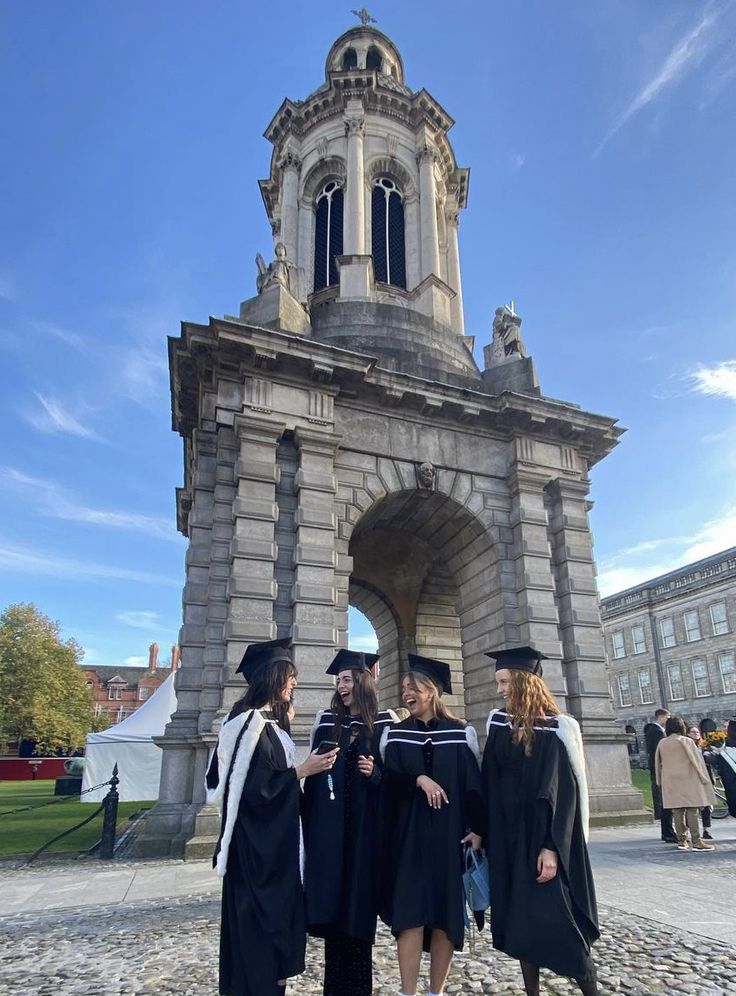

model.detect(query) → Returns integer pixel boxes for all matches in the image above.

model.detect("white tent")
[81,671,177,802]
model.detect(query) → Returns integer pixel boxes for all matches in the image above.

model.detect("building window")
[631,624,647,655]
[108,686,123,701]
[683,609,701,642]
[709,601,729,636]
[690,658,711,697]
[139,687,150,701]
[372,177,406,288]
[718,651,736,693]
[658,617,676,648]
[342,48,357,70]
[638,668,654,704]
[611,631,626,659]
[667,663,685,701]
[313,180,344,291]
[366,47,382,71]
[616,673,632,707]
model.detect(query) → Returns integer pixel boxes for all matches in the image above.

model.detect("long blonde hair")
[402,671,457,721]
[505,670,559,755]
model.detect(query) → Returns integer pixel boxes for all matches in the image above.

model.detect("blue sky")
[1,0,735,666]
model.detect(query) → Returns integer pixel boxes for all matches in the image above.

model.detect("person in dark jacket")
[380,654,483,996]
[482,646,599,996]
[713,718,736,817]
[206,638,338,996]
[644,708,676,842]
[302,649,396,996]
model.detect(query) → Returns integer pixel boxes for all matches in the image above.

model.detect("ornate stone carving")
[416,461,436,491]
[489,302,528,364]
[386,134,398,157]
[345,116,365,137]
[416,142,438,166]
[279,150,303,172]
[255,242,296,295]
[316,138,329,160]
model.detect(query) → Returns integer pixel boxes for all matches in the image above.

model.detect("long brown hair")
[232,659,296,734]
[402,671,457,722]
[331,669,378,736]
[505,670,559,755]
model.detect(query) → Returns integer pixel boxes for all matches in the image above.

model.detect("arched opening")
[347,605,378,654]
[342,48,358,70]
[346,489,503,726]
[372,177,406,288]
[366,47,382,72]
[314,180,344,291]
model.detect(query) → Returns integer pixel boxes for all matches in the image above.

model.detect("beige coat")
[655,734,716,809]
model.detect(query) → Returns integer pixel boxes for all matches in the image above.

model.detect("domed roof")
[325,25,405,85]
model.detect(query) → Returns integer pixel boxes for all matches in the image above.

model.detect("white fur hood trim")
[207,709,266,877]
[554,714,590,842]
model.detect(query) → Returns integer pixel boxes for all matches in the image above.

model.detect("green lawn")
[0,780,149,858]
[631,767,653,811]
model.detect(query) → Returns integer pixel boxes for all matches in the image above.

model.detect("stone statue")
[255,242,295,295]
[416,461,436,491]
[489,303,527,364]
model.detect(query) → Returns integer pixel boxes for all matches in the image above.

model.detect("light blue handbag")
[462,845,491,917]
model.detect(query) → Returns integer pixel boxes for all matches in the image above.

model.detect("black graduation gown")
[713,747,736,816]
[302,709,394,943]
[207,714,306,996]
[482,709,599,982]
[380,717,484,951]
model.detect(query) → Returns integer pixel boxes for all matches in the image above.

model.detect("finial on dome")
[351,7,377,25]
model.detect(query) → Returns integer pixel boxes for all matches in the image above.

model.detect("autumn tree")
[0,603,96,754]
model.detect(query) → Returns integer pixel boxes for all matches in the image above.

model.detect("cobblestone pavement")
[0,894,732,996]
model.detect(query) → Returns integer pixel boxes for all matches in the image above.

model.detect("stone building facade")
[137,22,643,857]
[602,547,736,759]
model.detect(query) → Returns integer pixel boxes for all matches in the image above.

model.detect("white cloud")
[598,504,736,596]
[1,467,178,542]
[23,394,104,441]
[117,610,161,631]
[31,319,87,351]
[346,633,379,652]
[123,656,148,667]
[699,38,736,109]
[120,347,169,408]
[690,360,736,401]
[0,540,180,587]
[594,6,725,156]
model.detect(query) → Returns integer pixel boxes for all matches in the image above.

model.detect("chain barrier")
[0,779,112,818]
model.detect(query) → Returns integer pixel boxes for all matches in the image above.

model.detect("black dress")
[302,709,395,996]
[379,716,484,951]
[207,710,305,996]
[482,709,599,982]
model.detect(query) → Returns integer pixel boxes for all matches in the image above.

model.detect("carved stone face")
[418,462,435,488]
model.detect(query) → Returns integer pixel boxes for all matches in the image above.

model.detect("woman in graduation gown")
[302,649,397,996]
[206,638,339,996]
[713,718,736,817]
[482,646,600,996]
[380,654,484,996]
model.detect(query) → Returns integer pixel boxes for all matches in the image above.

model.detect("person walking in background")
[302,649,396,996]
[655,716,715,851]
[687,725,714,840]
[712,718,736,818]
[482,646,600,996]
[206,638,339,996]
[380,655,484,996]
[644,709,676,842]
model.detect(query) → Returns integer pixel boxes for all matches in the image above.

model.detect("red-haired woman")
[302,649,396,996]
[482,646,599,996]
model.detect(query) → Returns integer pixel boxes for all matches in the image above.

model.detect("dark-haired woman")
[713,719,736,817]
[379,655,483,996]
[302,650,396,996]
[482,646,599,996]
[656,715,715,850]
[206,638,339,996]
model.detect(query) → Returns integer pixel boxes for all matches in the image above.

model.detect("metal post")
[100,763,119,860]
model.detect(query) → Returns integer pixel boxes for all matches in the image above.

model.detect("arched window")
[314,180,344,291]
[342,48,358,70]
[372,177,406,288]
[366,47,382,72]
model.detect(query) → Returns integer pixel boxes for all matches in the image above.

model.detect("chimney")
[171,644,181,671]
[148,642,159,670]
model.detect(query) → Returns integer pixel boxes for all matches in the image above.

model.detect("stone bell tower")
[137,20,644,857]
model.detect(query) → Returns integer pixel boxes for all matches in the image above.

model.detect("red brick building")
[82,643,180,726]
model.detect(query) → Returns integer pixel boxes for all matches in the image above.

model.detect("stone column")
[546,477,646,823]
[344,115,366,255]
[446,210,464,333]
[290,426,343,742]
[404,192,421,290]
[417,142,441,280]
[278,151,302,266]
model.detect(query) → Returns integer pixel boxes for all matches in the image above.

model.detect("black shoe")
[703,830,713,840]
[661,835,678,843]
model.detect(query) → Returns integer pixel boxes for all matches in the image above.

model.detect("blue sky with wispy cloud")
[1,0,735,665]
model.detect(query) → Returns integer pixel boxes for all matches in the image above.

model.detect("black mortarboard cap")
[484,645,547,677]
[326,649,380,675]
[236,638,292,682]
[406,654,452,695]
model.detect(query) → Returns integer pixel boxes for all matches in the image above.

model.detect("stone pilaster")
[290,426,343,741]
[278,151,302,265]
[344,113,366,255]
[446,211,464,334]
[417,142,441,280]
[546,477,646,823]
